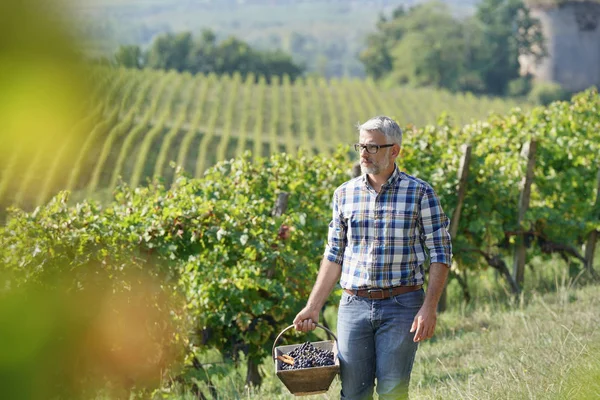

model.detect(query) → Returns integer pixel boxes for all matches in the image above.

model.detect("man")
[293,116,452,400]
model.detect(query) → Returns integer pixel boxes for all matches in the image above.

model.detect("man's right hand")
[292,259,341,332]
[293,306,319,332]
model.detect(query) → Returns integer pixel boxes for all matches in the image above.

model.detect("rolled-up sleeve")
[420,185,452,267]
[324,190,347,265]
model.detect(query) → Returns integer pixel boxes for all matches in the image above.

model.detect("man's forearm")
[423,262,449,309]
[306,258,342,312]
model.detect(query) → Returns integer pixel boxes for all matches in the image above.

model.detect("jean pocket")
[340,291,357,306]
[392,288,425,308]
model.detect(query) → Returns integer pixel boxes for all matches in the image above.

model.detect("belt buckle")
[367,288,384,299]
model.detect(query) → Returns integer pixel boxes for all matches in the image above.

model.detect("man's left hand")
[410,304,437,342]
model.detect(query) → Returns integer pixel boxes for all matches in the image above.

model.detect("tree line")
[113,29,304,82]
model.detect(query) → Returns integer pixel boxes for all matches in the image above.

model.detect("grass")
[153,254,600,400]
[412,283,600,399]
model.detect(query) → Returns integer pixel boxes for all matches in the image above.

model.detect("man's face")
[358,129,396,175]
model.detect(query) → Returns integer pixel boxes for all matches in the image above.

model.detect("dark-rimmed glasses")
[353,143,394,154]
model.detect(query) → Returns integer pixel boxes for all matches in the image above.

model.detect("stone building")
[520,0,600,92]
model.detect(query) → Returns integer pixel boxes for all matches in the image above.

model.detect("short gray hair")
[357,116,403,146]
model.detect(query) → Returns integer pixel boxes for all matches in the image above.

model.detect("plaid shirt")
[324,164,452,289]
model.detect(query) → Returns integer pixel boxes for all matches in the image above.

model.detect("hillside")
[0,66,524,213]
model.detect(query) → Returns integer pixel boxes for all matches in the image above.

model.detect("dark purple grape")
[279,341,335,370]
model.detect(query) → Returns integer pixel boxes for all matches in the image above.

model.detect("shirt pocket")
[383,209,419,244]
[345,210,374,244]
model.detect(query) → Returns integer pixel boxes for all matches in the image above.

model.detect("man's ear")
[393,144,401,158]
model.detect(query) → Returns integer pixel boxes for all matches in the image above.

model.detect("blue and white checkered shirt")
[324,164,452,289]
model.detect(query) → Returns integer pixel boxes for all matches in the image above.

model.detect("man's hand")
[411,262,448,342]
[410,304,437,342]
[293,306,319,332]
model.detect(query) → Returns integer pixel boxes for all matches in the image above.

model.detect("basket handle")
[271,323,338,360]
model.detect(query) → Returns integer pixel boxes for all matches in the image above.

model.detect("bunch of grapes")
[279,341,335,370]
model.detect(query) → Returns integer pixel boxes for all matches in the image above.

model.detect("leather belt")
[344,285,422,300]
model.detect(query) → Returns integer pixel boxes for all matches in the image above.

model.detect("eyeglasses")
[353,143,395,154]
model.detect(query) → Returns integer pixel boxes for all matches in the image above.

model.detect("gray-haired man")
[294,116,452,399]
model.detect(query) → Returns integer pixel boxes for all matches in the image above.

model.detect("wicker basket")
[272,323,340,396]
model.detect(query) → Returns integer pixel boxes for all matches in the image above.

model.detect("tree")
[114,45,143,69]
[186,29,218,74]
[215,37,256,76]
[473,0,546,95]
[359,8,405,80]
[361,2,468,91]
[359,0,546,96]
[258,49,304,82]
[387,3,466,90]
[145,32,193,72]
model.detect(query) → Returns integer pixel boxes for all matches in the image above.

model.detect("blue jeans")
[336,288,425,400]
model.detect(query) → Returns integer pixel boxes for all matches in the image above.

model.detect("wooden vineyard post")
[513,140,537,291]
[438,144,472,312]
[272,192,290,218]
[584,167,600,274]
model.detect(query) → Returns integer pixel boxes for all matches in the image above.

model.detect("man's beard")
[360,155,390,175]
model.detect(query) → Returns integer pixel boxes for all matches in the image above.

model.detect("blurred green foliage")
[0,150,354,394]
